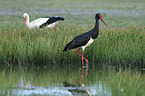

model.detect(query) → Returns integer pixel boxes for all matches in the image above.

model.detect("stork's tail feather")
[63,41,72,52]
[63,45,69,52]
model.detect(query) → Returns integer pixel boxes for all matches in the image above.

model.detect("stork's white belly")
[81,37,94,50]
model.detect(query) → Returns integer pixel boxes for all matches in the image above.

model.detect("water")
[0,67,112,96]
[6,82,111,96]
[0,64,144,96]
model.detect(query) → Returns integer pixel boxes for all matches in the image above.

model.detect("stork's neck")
[25,15,32,28]
[91,19,99,39]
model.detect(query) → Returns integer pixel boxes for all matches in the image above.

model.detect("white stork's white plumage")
[23,13,64,29]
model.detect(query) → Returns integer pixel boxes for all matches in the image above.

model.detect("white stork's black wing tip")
[40,16,64,28]
[53,16,64,21]
[57,17,64,21]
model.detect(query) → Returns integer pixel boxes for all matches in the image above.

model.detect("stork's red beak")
[99,15,108,27]
[24,18,26,28]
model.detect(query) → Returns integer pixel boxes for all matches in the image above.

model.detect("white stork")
[23,13,64,29]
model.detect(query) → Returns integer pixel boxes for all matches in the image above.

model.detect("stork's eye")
[99,15,102,18]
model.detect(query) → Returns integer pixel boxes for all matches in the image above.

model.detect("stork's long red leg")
[76,48,88,76]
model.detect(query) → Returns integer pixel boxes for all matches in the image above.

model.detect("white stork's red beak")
[99,15,108,27]
[24,18,26,28]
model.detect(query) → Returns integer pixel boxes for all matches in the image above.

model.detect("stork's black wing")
[63,32,91,52]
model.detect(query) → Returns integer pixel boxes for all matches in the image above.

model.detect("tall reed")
[0,25,144,69]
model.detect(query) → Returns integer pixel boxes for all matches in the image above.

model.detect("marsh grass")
[0,23,144,69]
[89,26,145,69]
[104,70,145,96]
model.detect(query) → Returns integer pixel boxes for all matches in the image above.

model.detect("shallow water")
[5,81,111,96]
[0,66,112,96]
[0,65,144,96]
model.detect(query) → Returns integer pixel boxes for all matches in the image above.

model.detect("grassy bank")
[0,24,144,68]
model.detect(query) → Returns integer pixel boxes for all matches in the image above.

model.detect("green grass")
[104,70,145,96]
[0,24,144,69]
[1,0,145,10]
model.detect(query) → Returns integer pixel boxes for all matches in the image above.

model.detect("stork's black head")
[95,13,108,27]
[95,13,102,20]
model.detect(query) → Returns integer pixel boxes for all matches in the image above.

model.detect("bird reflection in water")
[63,81,93,96]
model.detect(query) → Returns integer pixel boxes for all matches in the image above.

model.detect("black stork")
[63,13,108,87]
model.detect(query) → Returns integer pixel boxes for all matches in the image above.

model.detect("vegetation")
[104,70,145,96]
[0,24,144,69]
[1,0,145,10]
